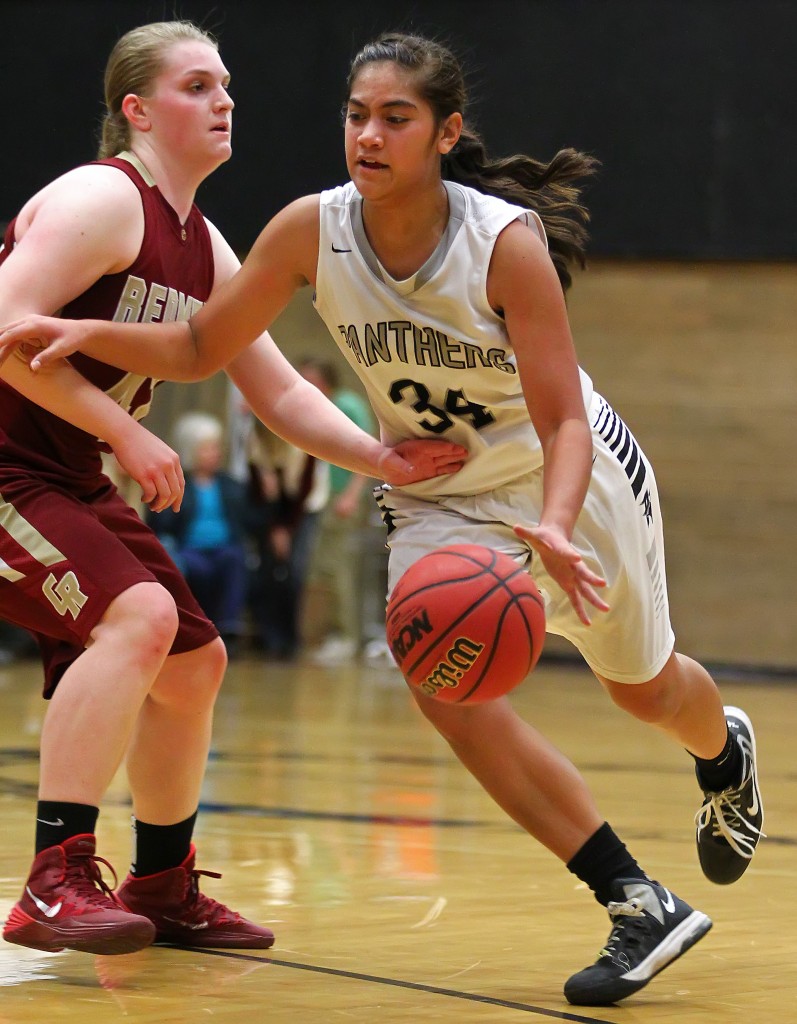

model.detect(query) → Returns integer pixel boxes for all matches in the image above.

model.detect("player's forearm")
[72,319,207,382]
[538,417,593,539]
[269,394,388,478]
[1,354,143,447]
[247,375,387,477]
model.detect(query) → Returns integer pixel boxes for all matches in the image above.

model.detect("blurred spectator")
[299,359,375,664]
[226,381,255,486]
[147,412,256,655]
[247,419,329,661]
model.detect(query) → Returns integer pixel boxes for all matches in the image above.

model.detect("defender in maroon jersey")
[0,21,465,957]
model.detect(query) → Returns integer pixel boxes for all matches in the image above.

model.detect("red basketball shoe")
[3,834,156,955]
[116,845,274,949]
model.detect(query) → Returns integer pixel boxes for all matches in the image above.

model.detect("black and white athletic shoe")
[564,879,712,1006]
[696,706,765,884]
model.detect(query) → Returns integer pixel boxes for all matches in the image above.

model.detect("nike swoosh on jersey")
[26,886,63,918]
[331,244,352,253]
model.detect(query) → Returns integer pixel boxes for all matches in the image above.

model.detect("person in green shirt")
[300,358,375,663]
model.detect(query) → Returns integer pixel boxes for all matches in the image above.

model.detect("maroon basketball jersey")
[0,155,214,487]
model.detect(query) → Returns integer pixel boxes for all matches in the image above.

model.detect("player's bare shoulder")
[494,217,550,263]
[14,164,144,273]
[488,218,560,315]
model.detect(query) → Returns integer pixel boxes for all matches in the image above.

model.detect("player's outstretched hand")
[0,315,91,370]
[513,522,609,626]
[380,439,467,485]
[112,422,186,513]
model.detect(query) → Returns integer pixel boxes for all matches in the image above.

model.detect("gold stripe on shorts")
[0,555,24,582]
[0,491,66,571]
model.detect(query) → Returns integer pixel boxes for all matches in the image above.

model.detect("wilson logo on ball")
[419,636,485,697]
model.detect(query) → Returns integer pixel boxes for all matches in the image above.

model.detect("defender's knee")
[150,637,228,712]
[95,583,179,669]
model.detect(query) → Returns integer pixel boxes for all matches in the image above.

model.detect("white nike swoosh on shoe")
[660,888,676,914]
[26,886,63,918]
[36,817,65,827]
[163,917,209,930]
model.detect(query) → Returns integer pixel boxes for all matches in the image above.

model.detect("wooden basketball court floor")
[0,653,794,1023]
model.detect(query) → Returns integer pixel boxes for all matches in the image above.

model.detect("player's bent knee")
[601,675,674,725]
[99,582,179,659]
[151,637,227,710]
[192,634,226,692]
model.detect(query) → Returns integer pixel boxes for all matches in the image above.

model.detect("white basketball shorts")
[374,392,675,684]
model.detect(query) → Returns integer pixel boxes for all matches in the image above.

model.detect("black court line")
[0,775,484,828]
[3,743,793,785]
[169,946,620,1024]
[3,747,797,845]
[1,764,797,846]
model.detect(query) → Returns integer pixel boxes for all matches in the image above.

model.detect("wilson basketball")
[385,544,546,704]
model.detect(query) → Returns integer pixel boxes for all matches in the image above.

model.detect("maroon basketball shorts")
[0,469,217,696]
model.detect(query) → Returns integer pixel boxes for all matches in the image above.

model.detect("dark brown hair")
[348,32,598,291]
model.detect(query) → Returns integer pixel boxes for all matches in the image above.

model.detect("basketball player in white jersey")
[0,32,763,1006]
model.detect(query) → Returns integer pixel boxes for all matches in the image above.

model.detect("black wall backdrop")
[1,0,794,258]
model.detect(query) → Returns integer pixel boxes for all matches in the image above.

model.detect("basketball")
[385,544,546,704]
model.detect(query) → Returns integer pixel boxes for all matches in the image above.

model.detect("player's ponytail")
[444,130,598,293]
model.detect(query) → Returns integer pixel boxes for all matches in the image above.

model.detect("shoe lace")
[64,852,121,906]
[598,898,651,970]
[185,868,243,924]
[695,775,766,858]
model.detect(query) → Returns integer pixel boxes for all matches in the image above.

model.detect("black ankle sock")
[130,811,197,877]
[36,800,99,854]
[691,726,742,792]
[566,822,649,906]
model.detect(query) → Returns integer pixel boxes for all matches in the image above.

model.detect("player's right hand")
[112,423,185,513]
[380,438,467,485]
[513,522,609,625]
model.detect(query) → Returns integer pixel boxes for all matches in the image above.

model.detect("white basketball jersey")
[314,180,593,498]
